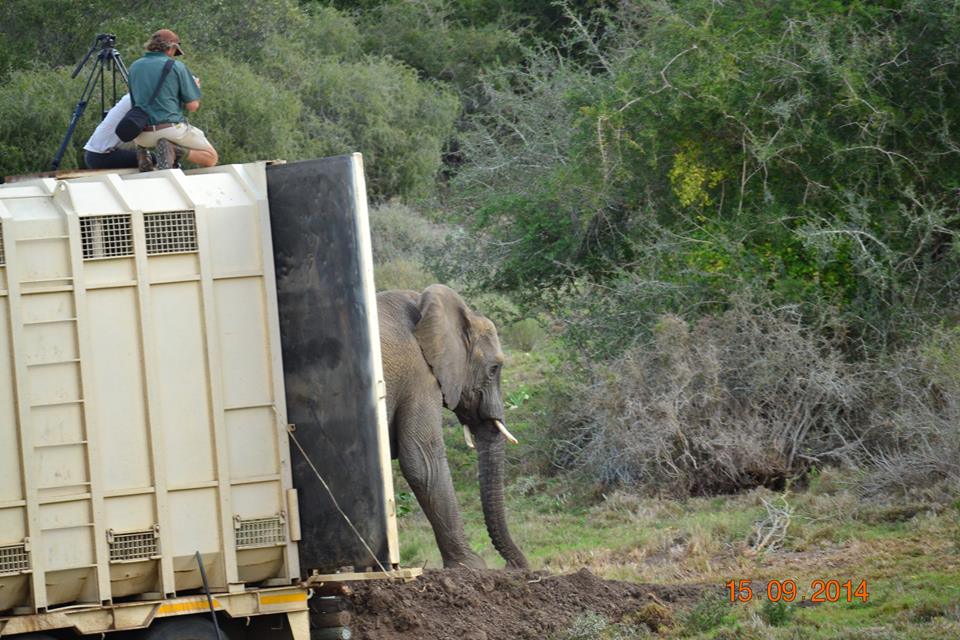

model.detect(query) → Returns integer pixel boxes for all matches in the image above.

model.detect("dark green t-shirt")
[127,51,202,125]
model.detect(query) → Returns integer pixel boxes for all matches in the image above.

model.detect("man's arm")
[176,63,202,112]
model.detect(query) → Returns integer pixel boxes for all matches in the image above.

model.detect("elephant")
[377,284,529,570]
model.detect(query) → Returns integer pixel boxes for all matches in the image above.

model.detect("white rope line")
[287,429,390,576]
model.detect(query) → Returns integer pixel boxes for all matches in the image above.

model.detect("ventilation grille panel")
[0,225,5,266]
[145,211,198,255]
[108,529,159,562]
[0,543,30,575]
[235,516,286,549]
[81,214,133,259]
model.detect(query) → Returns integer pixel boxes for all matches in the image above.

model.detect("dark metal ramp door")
[266,155,395,573]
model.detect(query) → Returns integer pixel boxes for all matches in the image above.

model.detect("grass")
[392,344,960,638]
[397,473,960,637]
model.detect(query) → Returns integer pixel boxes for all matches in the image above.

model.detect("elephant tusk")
[494,419,519,445]
[464,424,475,449]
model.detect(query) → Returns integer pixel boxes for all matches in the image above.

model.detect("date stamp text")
[726,579,869,603]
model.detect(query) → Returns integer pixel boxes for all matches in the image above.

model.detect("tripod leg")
[114,53,129,84]
[108,50,129,110]
[51,57,105,170]
[100,53,106,118]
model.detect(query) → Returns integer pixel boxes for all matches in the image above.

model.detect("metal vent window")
[235,515,286,549]
[145,211,198,255]
[0,225,5,266]
[108,529,159,562]
[0,543,30,575]
[81,214,133,259]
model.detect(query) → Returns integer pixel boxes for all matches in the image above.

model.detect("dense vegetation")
[2,0,958,498]
[5,2,959,633]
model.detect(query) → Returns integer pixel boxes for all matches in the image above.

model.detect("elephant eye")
[489,364,501,376]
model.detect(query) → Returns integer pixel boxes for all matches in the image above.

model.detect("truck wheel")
[143,617,221,640]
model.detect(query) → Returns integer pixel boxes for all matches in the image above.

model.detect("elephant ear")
[414,284,470,409]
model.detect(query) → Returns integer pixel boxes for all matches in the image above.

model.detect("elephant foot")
[443,550,487,570]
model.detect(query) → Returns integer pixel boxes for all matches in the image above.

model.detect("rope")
[287,428,390,576]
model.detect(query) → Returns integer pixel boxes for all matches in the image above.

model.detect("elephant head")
[413,284,529,569]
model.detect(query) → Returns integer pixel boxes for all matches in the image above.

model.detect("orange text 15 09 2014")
[726,578,869,603]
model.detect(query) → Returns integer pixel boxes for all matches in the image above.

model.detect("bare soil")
[341,568,705,640]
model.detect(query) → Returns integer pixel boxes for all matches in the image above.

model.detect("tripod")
[50,34,129,171]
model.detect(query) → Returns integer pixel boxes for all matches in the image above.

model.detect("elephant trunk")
[475,425,529,569]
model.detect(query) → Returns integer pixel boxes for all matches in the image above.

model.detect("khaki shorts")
[134,122,213,151]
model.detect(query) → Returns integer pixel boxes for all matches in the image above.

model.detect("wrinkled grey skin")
[377,284,528,570]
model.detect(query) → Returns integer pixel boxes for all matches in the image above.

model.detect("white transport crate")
[0,163,300,613]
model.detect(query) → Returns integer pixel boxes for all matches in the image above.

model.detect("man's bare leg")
[186,147,218,167]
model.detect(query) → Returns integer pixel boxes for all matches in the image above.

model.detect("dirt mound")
[342,568,703,640]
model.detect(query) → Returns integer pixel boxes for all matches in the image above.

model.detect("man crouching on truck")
[128,29,219,170]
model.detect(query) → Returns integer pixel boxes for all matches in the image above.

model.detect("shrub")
[296,57,460,199]
[0,67,83,176]
[560,613,609,640]
[759,600,794,627]
[558,612,652,640]
[500,317,547,352]
[552,299,863,495]
[374,260,438,292]
[680,590,733,634]
[368,202,449,265]
[857,328,960,497]
[455,1,960,353]
[552,296,960,497]
[187,56,304,164]
[256,4,362,61]
[249,40,461,199]
[360,0,523,90]
[0,0,353,80]
[467,292,522,330]
[0,2,459,201]
[369,202,449,291]
[0,2,128,77]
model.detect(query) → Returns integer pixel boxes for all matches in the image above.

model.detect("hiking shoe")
[172,143,188,169]
[137,147,155,172]
[155,139,176,170]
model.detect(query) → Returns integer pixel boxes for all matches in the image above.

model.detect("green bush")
[0,2,128,77]
[360,0,523,89]
[368,202,451,291]
[296,56,460,199]
[0,1,458,200]
[374,260,438,292]
[251,42,461,198]
[681,591,734,634]
[500,317,546,352]
[759,600,795,627]
[0,67,84,175]
[456,1,960,351]
[187,56,304,164]
[0,0,338,78]
[369,202,449,265]
[466,292,522,328]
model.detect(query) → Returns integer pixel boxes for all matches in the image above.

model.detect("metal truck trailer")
[0,156,404,639]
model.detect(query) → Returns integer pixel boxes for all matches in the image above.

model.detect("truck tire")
[142,617,221,640]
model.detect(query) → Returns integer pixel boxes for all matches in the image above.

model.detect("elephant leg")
[397,400,486,570]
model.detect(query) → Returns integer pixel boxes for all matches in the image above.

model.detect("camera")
[96,33,117,48]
